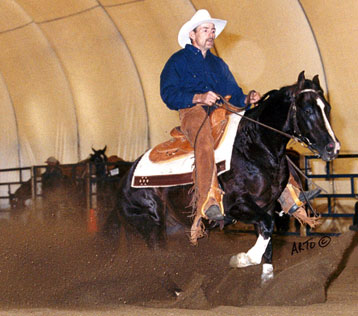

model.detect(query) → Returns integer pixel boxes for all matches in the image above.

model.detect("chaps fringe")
[188,171,207,245]
[291,207,321,228]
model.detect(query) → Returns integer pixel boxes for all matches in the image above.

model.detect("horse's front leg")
[229,233,270,267]
[261,237,274,283]
[229,204,274,284]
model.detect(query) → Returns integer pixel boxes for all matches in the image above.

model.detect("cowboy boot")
[299,188,321,203]
[278,174,321,227]
[278,185,320,228]
[287,172,321,203]
[199,172,224,221]
[278,182,305,216]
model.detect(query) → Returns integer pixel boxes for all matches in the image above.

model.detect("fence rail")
[303,153,358,235]
[1,155,357,235]
[0,167,32,204]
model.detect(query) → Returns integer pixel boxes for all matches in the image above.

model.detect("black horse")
[9,178,32,210]
[109,72,340,283]
[65,146,110,208]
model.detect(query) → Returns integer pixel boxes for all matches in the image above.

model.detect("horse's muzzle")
[323,140,340,161]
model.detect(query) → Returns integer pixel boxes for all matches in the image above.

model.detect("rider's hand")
[245,90,261,105]
[193,91,220,106]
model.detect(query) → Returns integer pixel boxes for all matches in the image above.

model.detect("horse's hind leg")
[101,208,121,239]
[119,191,167,250]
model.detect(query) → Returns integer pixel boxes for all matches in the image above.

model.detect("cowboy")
[160,9,320,242]
[160,9,260,240]
[42,156,63,195]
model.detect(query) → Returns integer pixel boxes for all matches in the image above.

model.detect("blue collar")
[185,44,212,59]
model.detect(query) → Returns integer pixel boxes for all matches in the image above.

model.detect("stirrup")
[299,188,321,202]
[205,204,224,221]
[199,175,225,221]
[200,192,224,221]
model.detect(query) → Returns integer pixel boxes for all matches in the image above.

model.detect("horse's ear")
[102,145,107,153]
[297,71,305,90]
[92,147,95,153]
[313,74,320,88]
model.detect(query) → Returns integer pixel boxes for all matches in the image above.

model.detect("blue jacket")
[160,44,247,111]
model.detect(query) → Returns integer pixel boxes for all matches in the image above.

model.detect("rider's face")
[189,23,216,55]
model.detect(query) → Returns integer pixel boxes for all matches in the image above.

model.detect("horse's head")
[90,146,108,176]
[290,71,340,161]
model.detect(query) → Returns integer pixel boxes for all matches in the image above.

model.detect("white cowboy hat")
[178,9,227,48]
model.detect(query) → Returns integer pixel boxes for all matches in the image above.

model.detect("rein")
[217,89,320,154]
[286,153,327,195]
[217,94,297,141]
[217,90,326,216]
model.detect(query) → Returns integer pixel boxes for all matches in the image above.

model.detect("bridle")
[218,88,328,200]
[290,88,322,156]
[218,88,322,155]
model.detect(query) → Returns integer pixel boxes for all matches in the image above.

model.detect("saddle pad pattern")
[131,112,243,188]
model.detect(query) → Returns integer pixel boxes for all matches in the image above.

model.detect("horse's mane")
[234,86,294,154]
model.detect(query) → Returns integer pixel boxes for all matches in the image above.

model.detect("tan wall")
[300,0,358,155]
[0,0,357,207]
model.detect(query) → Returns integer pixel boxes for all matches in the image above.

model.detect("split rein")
[216,90,318,152]
[216,91,327,197]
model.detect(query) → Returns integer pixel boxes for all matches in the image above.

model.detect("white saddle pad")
[131,112,243,188]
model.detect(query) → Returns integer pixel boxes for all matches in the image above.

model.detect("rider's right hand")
[193,91,220,106]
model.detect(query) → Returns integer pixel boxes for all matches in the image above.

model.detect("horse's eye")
[304,107,313,115]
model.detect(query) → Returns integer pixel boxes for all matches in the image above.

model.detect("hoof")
[229,254,240,268]
[229,252,259,268]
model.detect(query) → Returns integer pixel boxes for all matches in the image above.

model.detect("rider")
[42,156,63,193]
[160,9,319,243]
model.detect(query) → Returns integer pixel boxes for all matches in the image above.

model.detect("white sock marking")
[246,235,270,264]
[261,263,274,284]
[229,235,271,268]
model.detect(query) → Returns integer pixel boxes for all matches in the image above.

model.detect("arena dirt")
[0,212,357,315]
